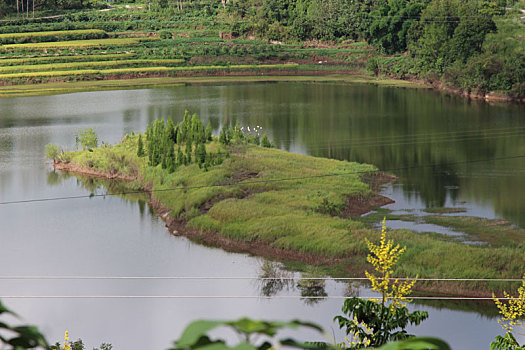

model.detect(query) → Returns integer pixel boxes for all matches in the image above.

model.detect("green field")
[0,53,136,66]
[1,37,159,50]
[0,59,184,72]
[0,29,107,44]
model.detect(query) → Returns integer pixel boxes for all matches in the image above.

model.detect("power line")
[0,295,519,300]
[273,127,525,150]
[283,126,525,145]
[299,131,525,152]
[1,154,524,205]
[0,276,523,282]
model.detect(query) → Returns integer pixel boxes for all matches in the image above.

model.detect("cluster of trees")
[142,112,224,172]
[0,0,105,19]
[139,114,275,172]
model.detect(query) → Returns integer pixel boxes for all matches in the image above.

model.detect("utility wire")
[293,131,525,151]
[0,276,523,282]
[1,154,524,206]
[0,295,519,300]
[271,127,525,149]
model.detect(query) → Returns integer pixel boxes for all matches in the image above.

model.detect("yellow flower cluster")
[493,275,525,335]
[343,316,373,348]
[63,330,71,350]
[365,217,416,308]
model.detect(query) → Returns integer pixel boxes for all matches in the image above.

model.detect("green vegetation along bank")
[49,115,525,297]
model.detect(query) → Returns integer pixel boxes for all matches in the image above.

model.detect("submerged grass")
[422,207,467,214]
[423,216,525,247]
[59,135,525,295]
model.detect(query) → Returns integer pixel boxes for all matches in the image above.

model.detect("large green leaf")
[176,320,226,348]
[6,325,48,348]
[226,319,323,337]
[376,337,451,350]
[232,343,258,350]
[171,318,326,350]
[0,300,16,316]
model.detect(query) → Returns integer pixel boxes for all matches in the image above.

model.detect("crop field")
[0,63,299,80]
[0,29,107,44]
[0,7,372,86]
[0,37,160,50]
[0,53,136,66]
[0,59,185,73]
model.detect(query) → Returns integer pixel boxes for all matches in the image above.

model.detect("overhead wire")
[290,130,525,151]
[0,295,520,300]
[0,276,522,282]
[261,126,525,150]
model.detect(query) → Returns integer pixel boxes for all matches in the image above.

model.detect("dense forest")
[224,0,525,98]
[0,0,523,98]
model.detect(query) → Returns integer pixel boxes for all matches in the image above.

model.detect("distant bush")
[158,30,172,39]
[45,143,62,161]
[76,128,98,150]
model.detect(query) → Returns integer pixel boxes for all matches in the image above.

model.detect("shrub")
[261,134,272,148]
[159,30,172,39]
[45,143,62,161]
[75,128,98,150]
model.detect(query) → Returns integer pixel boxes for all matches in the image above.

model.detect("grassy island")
[50,115,525,296]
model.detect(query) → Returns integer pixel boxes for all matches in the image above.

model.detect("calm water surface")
[0,83,524,349]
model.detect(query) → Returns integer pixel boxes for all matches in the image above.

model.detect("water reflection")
[297,278,328,305]
[256,261,294,297]
[1,84,524,349]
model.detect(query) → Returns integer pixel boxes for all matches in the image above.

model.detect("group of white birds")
[240,125,263,134]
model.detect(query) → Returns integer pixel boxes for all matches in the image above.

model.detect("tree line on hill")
[227,0,524,97]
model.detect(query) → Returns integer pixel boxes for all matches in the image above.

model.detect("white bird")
[248,126,250,132]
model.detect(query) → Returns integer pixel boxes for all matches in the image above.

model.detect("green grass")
[423,216,525,247]
[58,134,525,294]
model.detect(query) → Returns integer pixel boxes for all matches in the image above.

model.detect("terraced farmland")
[0,8,371,87]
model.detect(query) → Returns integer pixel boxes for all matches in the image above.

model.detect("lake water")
[0,83,524,349]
